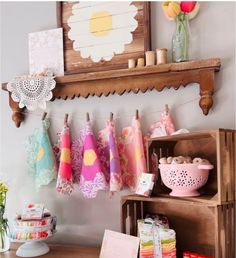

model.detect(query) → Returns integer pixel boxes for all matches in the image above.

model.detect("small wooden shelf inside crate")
[121,195,235,258]
[147,129,235,204]
[122,194,223,206]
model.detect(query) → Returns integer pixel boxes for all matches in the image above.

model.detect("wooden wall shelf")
[1,58,221,128]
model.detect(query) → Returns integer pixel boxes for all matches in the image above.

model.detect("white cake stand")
[12,232,55,257]
[16,240,50,257]
[11,216,57,257]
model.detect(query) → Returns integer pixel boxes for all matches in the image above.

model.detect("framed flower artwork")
[57,1,151,74]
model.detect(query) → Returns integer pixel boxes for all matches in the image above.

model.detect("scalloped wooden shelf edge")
[1,58,221,128]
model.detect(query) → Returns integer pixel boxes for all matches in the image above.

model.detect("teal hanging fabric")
[25,118,57,189]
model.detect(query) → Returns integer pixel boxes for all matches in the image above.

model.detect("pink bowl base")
[169,189,200,197]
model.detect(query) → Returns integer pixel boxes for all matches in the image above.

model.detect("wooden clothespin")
[136,109,139,119]
[165,104,169,115]
[41,112,47,121]
[86,112,90,122]
[110,112,113,122]
[64,113,69,125]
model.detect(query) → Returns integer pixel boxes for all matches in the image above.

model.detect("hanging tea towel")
[97,120,122,193]
[71,126,87,184]
[118,117,147,191]
[25,119,57,190]
[79,121,107,198]
[160,108,175,135]
[56,124,73,195]
[97,125,110,183]
[149,107,176,138]
[107,121,123,192]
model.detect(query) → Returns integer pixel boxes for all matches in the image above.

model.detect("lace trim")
[7,71,56,111]
[35,167,57,189]
[25,119,57,189]
[71,122,93,183]
[79,172,107,198]
[56,176,73,195]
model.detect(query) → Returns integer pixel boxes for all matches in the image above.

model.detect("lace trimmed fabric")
[77,122,107,198]
[7,72,56,111]
[118,117,147,191]
[56,124,74,195]
[25,119,57,190]
[97,120,122,192]
[71,126,89,184]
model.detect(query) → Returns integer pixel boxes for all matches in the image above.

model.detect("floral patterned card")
[135,172,155,197]
[100,230,140,258]
[21,204,44,221]
[29,28,64,76]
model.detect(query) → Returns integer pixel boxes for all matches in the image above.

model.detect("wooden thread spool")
[156,48,167,65]
[128,59,136,68]
[145,51,155,66]
[137,58,145,67]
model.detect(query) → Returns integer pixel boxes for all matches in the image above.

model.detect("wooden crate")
[121,195,235,258]
[147,129,235,205]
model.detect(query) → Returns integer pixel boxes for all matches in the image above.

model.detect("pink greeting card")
[100,230,140,258]
[29,28,64,76]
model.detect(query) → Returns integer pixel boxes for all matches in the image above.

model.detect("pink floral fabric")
[79,122,107,198]
[97,120,122,192]
[160,110,175,135]
[149,109,176,138]
[151,152,159,181]
[97,126,110,183]
[56,125,73,195]
[118,117,147,191]
[71,128,87,184]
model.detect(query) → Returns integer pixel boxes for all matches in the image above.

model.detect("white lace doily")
[7,72,56,111]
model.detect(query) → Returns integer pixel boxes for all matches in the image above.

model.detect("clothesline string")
[20,97,199,121]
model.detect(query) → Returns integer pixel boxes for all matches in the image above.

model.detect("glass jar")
[172,13,189,62]
[0,226,10,252]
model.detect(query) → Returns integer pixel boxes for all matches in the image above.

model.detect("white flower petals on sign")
[67,2,138,62]
[7,72,56,111]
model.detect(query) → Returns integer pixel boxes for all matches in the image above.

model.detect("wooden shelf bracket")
[8,93,25,128]
[199,69,215,115]
[1,58,221,127]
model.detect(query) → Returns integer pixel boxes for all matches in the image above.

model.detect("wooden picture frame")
[57,1,151,75]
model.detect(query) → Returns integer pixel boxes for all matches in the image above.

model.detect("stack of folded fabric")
[138,221,155,258]
[157,228,176,257]
[10,204,56,241]
[138,215,176,258]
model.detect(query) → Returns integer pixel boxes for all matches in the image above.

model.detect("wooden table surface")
[2,243,101,258]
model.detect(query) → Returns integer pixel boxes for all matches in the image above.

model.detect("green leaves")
[0,182,8,250]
